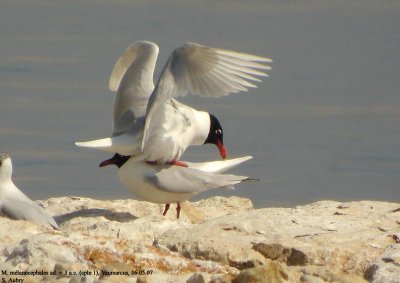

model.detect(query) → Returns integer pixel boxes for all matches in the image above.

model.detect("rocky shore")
[0,196,399,283]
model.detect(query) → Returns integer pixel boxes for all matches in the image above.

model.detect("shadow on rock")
[54,208,137,225]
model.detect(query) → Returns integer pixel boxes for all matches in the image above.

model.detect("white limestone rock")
[0,197,398,283]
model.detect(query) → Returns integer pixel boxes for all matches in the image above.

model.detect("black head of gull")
[204,114,227,159]
[99,153,130,168]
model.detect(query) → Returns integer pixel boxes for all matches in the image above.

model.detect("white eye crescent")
[215,129,222,134]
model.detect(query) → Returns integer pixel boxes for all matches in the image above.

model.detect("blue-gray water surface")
[1,0,399,208]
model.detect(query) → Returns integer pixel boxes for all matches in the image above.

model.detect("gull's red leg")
[176,202,181,219]
[163,203,170,216]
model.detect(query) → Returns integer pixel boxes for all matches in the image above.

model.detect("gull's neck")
[0,158,14,190]
[192,111,211,145]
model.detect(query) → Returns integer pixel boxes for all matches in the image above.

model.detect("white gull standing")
[0,153,59,229]
[102,154,254,218]
[75,41,271,166]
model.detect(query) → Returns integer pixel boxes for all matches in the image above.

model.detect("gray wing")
[110,41,159,136]
[2,197,59,229]
[111,108,136,137]
[148,166,249,194]
[142,42,272,149]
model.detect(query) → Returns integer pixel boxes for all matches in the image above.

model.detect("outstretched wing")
[142,42,272,149]
[110,40,159,135]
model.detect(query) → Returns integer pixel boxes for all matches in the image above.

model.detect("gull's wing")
[2,196,59,229]
[110,41,159,135]
[150,166,250,194]
[142,42,272,149]
[75,116,145,156]
[185,156,253,174]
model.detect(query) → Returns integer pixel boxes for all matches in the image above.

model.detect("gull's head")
[99,153,130,169]
[204,114,227,159]
[0,152,13,181]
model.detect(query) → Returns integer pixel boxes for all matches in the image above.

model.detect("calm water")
[1,0,399,208]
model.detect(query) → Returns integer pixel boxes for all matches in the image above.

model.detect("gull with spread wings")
[76,41,271,166]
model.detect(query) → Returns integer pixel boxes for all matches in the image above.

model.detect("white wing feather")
[142,42,272,150]
[109,40,159,92]
[185,156,253,173]
[110,41,159,136]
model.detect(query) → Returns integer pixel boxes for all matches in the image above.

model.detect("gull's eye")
[215,129,222,135]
